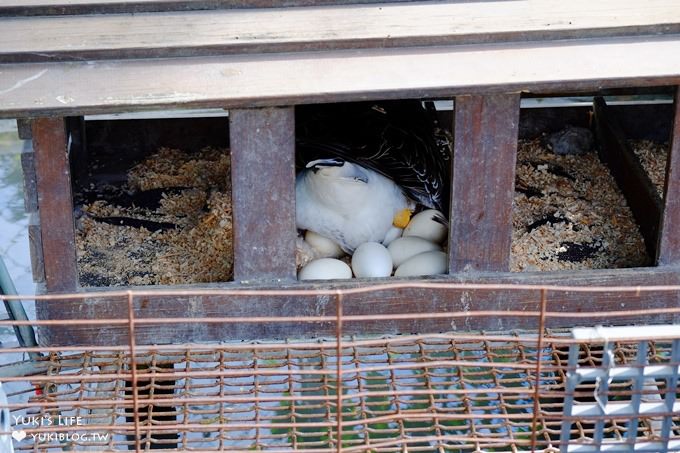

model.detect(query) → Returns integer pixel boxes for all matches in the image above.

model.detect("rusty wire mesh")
[0,284,679,452]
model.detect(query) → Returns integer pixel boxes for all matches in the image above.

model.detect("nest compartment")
[76,147,233,287]
[511,139,648,272]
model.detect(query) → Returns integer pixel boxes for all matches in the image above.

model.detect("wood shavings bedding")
[511,139,648,272]
[77,147,233,287]
[127,147,230,191]
[629,139,669,197]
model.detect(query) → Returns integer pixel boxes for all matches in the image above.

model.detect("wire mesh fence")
[0,283,679,452]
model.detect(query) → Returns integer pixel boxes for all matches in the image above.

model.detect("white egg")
[403,209,448,244]
[387,237,442,268]
[351,242,393,278]
[382,226,403,246]
[305,230,344,258]
[394,251,447,277]
[298,258,352,281]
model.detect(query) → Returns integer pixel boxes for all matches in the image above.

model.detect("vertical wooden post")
[67,116,88,187]
[657,86,680,265]
[31,117,78,292]
[229,107,297,281]
[16,118,32,140]
[449,94,520,273]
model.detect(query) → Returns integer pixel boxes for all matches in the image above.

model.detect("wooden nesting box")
[2,0,680,346]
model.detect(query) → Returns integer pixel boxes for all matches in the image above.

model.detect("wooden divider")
[449,94,520,273]
[593,97,664,259]
[31,117,78,293]
[658,87,680,265]
[230,107,297,281]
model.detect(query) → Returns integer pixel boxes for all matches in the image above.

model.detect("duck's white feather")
[296,161,410,253]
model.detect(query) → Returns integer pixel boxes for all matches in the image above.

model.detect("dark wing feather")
[296,100,452,213]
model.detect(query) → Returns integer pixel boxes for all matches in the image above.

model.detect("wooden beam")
[31,117,78,292]
[658,86,680,265]
[35,266,680,346]
[229,107,296,281]
[593,96,663,259]
[2,0,679,62]
[0,0,415,16]
[449,93,520,272]
[2,35,680,119]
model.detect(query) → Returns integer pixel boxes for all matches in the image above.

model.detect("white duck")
[296,158,412,253]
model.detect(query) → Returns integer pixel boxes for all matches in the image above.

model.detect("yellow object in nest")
[393,208,412,229]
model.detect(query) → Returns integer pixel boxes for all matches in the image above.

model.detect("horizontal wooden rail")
[2,35,680,118]
[1,0,679,62]
[34,266,680,345]
[0,0,414,16]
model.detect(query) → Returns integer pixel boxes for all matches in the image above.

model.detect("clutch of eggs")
[298,209,448,280]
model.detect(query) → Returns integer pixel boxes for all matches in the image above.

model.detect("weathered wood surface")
[31,117,78,293]
[27,213,45,284]
[20,141,38,213]
[0,0,414,16]
[450,94,520,272]
[67,116,88,187]
[2,0,679,62]
[2,35,680,119]
[230,107,296,281]
[593,97,664,260]
[36,266,680,346]
[658,87,680,265]
[15,118,31,139]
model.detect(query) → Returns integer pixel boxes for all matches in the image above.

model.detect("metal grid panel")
[0,333,676,451]
[0,285,679,452]
[561,331,680,453]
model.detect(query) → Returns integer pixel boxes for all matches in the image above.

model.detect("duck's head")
[301,159,372,208]
[305,158,369,183]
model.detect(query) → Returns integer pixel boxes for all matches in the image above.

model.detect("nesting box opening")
[294,99,452,280]
[511,95,674,271]
[72,117,234,287]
